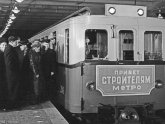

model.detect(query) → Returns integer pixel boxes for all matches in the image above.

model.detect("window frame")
[85,29,108,60]
[144,31,163,61]
[118,29,135,61]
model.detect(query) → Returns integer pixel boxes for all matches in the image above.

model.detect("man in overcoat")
[0,38,7,109]
[18,40,32,103]
[4,36,20,109]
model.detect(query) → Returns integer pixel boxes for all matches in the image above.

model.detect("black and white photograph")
[0,0,165,124]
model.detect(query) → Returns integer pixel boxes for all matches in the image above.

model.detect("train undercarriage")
[70,103,165,124]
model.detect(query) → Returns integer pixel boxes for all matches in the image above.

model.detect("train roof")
[30,4,163,39]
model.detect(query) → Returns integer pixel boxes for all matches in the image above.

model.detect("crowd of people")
[0,35,56,110]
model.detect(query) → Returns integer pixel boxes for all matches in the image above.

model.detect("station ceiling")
[0,0,165,39]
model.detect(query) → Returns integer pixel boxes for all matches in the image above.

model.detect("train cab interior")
[85,29,108,59]
[85,29,163,61]
[85,29,134,61]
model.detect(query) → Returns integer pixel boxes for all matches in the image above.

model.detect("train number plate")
[96,65,155,96]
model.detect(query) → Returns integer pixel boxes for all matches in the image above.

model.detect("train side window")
[144,31,162,60]
[65,29,69,63]
[53,31,56,42]
[85,29,107,59]
[53,31,57,51]
[119,30,134,60]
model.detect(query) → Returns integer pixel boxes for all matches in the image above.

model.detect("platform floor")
[0,101,68,124]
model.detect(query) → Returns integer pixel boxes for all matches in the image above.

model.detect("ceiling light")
[10,14,16,20]
[137,9,144,16]
[8,19,13,24]
[6,23,11,27]
[3,30,7,34]
[108,7,116,15]
[4,28,7,31]
[12,6,20,13]
[15,0,24,3]
[5,26,8,29]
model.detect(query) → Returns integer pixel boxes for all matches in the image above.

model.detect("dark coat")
[42,49,56,98]
[15,46,24,71]
[42,49,56,81]
[0,51,7,106]
[0,51,6,84]
[49,49,56,75]
[29,50,45,100]
[19,49,32,101]
[4,44,20,104]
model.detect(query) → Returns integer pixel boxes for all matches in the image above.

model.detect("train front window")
[144,31,162,60]
[119,30,134,61]
[85,29,107,59]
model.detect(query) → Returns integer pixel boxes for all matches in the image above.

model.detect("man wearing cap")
[4,36,20,109]
[17,40,32,103]
[16,40,28,70]
[0,38,7,109]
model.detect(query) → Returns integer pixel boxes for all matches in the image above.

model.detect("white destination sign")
[96,65,155,96]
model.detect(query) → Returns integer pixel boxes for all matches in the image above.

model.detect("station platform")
[0,101,68,124]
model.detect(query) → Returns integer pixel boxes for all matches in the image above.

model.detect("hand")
[36,74,39,78]
[51,72,54,76]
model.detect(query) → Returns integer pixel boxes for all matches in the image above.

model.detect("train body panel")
[56,62,165,114]
[83,63,165,113]
[29,4,165,122]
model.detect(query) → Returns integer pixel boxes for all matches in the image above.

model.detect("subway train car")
[29,4,165,124]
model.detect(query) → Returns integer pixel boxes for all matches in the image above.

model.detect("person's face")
[0,42,7,52]
[16,39,21,46]
[50,39,55,44]
[12,41,17,47]
[85,38,90,44]
[33,47,40,52]
[44,43,49,50]
[20,45,27,51]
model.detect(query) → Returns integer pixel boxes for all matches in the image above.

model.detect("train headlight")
[120,112,129,120]
[86,81,95,91]
[137,9,144,16]
[155,80,164,89]
[108,7,116,15]
[119,107,139,121]
[130,112,139,120]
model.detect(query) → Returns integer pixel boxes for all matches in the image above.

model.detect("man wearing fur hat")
[29,40,45,103]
